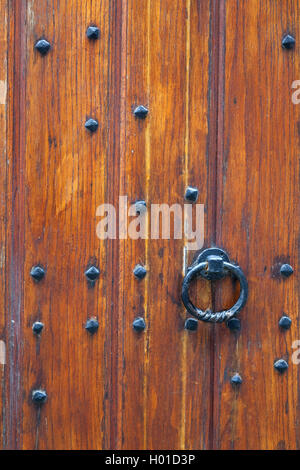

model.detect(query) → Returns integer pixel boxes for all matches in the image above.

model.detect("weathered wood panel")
[7,0,118,450]
[213,0,300,450]
[0,0,8,448]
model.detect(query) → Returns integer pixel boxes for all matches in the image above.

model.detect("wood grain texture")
[2,0,300,450]
[213,0,300,450]
[6,0,117,450]
[0,0,8,449]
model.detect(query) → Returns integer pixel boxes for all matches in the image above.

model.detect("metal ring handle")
[182,249,248,323]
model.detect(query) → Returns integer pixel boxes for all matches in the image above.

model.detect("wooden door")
[0,0,299,450]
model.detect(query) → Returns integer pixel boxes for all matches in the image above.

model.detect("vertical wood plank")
[214,0,300,450]
[0,0,8,449]
[117,0,149,450]
[13,0,113,449]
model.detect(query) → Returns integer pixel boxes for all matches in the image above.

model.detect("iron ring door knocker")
[182,248,248,323]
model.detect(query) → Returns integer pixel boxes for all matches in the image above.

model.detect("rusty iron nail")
[86,26,100,40]
[133,105,149,119]
[184,186,199,203]
[133,264,147,280]
[231,373,243,385]
[282,34,295,49]
[274,359,288,373]
[135,200,147,214]
[85,266,100,281]
[85,118,98,133]
[85,318,99,334]
[32,390,47,405]
[227,318,241,331]
[30,266,45,282]
[280,264,294,278]
[32,322,44,335]
[132,317,146,332]
[184,318,198,331]
[35,39,51,55]
[279,315,292,330]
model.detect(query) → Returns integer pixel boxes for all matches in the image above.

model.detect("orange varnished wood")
[213,0,300,450]
[0,0,8,448]
[11,0,113,450]
[2,0,300,450]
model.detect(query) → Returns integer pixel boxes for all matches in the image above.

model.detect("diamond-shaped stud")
[35,39,51,55]
[280,264,294,278]
[132,317,146,332]
[86,26,100,40]
[133,105,149,119]
[32,322,44,335]
[231,373,243,385]
[184,186,199,203]
[282,34,295,50]
[30,266,45,282]
[85,118,98,133]
[85,266,100,281]
[227,318,241,331]
[279,315,292,330]
[184,318,198,331]
[274,359,288,373]
[85,318,99,334]
[135,200,147,214]
[32,390,48,405]
[133,264,147,280]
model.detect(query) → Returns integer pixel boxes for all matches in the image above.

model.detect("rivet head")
[132,317,146,332]
[35,39,51,55]
[184,186,199,203]
[280,264,294,278]
[227,318,241,331]
[32,390,47,405]
[279,315,292,330]
[85,318,99,334]
[282,34,295,49]
[184,318,198,331]
[85,266,100,281]
[133,105,149,119]
[274,359,288,373]
[86,26,100,40]
[85,118,98,133]
[133,264,147,280]
[230,373,243,385]
[135,200,147,214]
[30,266,45,282]
[32,322,44,335]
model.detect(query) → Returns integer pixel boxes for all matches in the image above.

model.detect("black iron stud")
[86,26,100,40]
[135,200,147,214]
[32,390,47,405]
[282,34,296,50]
[227,318,241,331]
[133,264,147,280]
[35,39,51,55]
[279,315,292,330]
[231,373,243,385]
[132,317,146,332]
[30,266,45,282]
[85,118,98,133]
[85,318,99,334]
[32,322,44,335]
[184,318,198,331]
[133,105,149,119]
[85,266,100,281]
[280,264,294,278]
[184,186,199,203]
[274,359,288,373]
